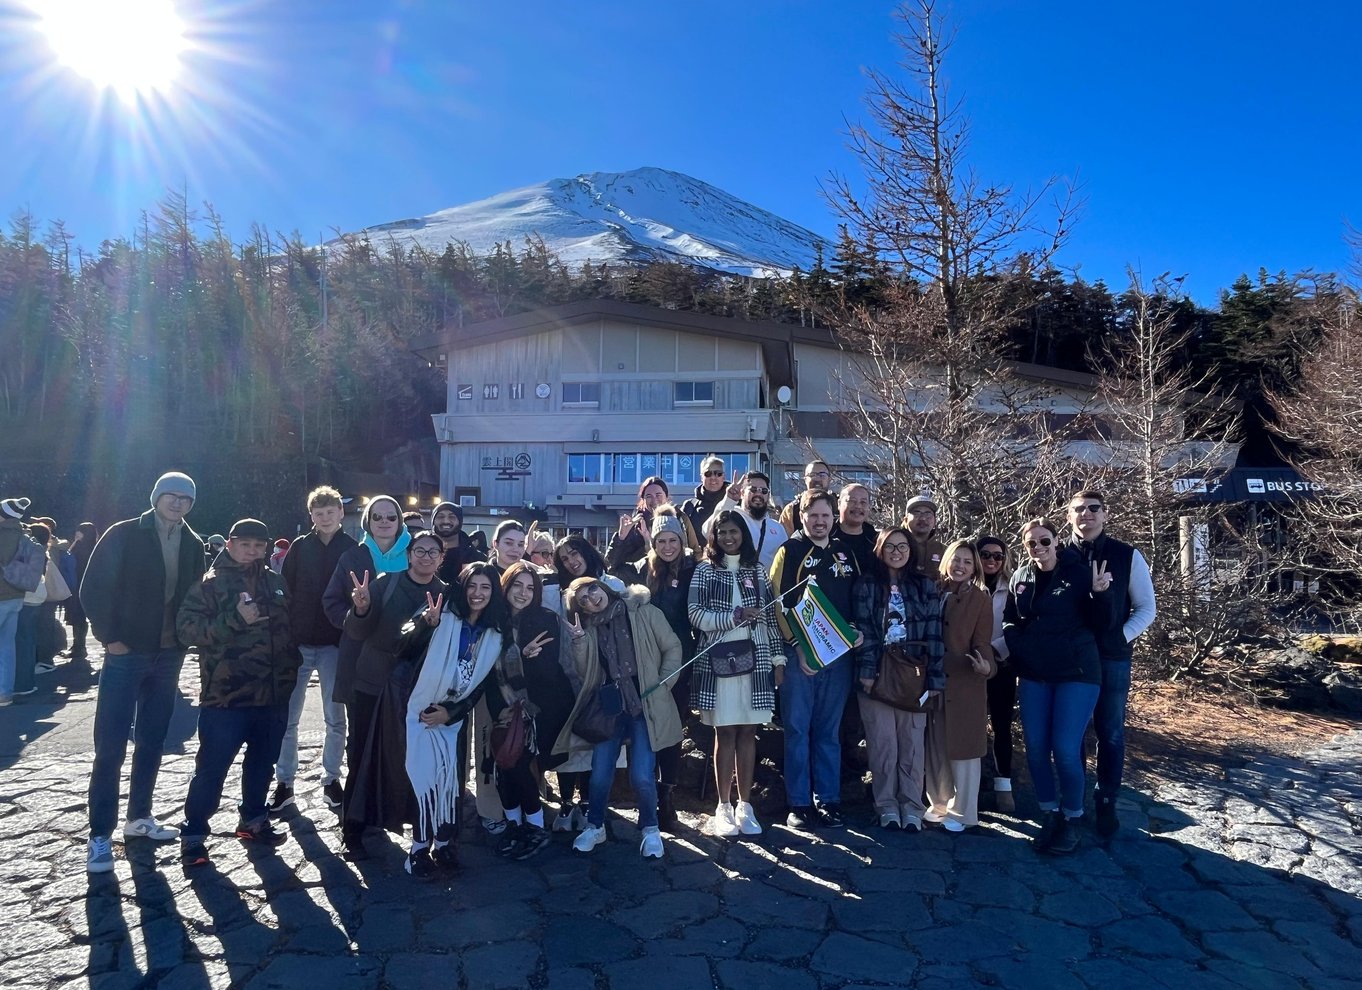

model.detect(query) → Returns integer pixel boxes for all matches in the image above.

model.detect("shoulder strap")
[756,521,767,557]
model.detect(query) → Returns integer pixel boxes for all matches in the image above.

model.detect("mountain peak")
[351,168,826,277]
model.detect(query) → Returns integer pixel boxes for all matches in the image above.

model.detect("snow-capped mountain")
[350,167,827,277]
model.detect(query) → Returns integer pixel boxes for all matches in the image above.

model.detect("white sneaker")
[923,808,946,824]
[87,836,114,873]
[640,826,664,858]
[878,809,903,830]
[710,802,741,838]
[123,818,180,842]
[573,824,607,853]
[734,801,763,835]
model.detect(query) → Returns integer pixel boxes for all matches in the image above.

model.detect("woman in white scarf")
[404,562,512,879]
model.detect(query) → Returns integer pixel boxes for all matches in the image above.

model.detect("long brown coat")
[938,584,997,760]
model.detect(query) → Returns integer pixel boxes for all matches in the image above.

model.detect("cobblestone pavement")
[1,656,1360,990]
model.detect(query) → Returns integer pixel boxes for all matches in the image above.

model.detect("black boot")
[1046,814,1081,856]
[657,783,679,832]
[1034,810,1065,853]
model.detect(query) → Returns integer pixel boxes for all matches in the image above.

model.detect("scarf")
[362,529,412,574]
[593,599,643,717]
[404,613,502,839]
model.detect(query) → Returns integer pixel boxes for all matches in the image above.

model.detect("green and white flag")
[788,578,857,671]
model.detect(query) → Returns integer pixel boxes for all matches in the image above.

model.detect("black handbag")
[572,680,624,743]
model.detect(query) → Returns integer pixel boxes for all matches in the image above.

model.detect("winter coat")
[937,585,997,760]
[1003,547,1115,684]
[323,543,383,705]
[554,587,685,757]
[81,510,206,653]
[605,512,701,578]
[849,571,944,690]
[281,528,358,647]
[0,518,28,602]
[176,555,302,708]
[687,558,782,713]
[492,605,579,771]
[342,571,446,698]
[680,485,725,536]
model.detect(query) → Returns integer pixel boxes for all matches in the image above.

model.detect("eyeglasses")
[410,547,442,559]
[746,487,770,495]
[978,551,1006,562]
[703,470,724,478]
[807,470,830,478]
[1071,503,1105,515]
[161,494,193,506]
[1025,537,1053,549]
[370,514,399,523]
[882,542,911,553]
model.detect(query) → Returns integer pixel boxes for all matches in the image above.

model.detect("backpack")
[3,535,46,593]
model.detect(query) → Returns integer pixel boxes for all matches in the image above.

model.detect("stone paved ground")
[1,655,1361,990]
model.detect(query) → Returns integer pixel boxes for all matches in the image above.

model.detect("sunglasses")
[370,514,399,523]
[703,470,724,478]
[746,487,770,495]
[1025,537,1053,549]
[1071,503,1105,515]
[410,547,442,559]
[978,551,1006,562]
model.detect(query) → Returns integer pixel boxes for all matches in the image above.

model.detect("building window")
[673,381,715,406]
[563,382,601,407]
[614,453,639,486]
[568,453,606,484]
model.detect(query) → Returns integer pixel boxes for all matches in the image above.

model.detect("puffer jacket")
[176,554,302,708]
[1003,547,1114,684]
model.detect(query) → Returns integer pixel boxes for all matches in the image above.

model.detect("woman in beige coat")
[925,540,997,831]
[557,578,683,858]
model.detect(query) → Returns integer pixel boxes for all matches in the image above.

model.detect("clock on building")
[535,383,551,399]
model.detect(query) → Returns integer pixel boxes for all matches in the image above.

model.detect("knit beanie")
[150,472,197,508]
[650,507,686,544]
[432,501,462,521]
[977,535,1006,554]
[1,497,30,520]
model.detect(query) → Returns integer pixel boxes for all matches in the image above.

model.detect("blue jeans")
[183,704,289,841]
[0,598,23,698]
[587,713,658,830]
[1093,659,1132,797]
[1018,678,1100,818]
[780,647,853,807]
[275,644,346,784]
[12,605,38,694]
[88,649,186,838]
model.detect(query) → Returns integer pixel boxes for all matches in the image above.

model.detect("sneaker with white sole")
[551,805,577,832]
[573,824,607,853]
[943,818,966,833]
[268,781,295,816]
[322,780,344,810]
[710,802,740,838]
[640,825,664,859]
[123,818,180,842]
[923,808,946,824]
[87,836,114,873]
[878,809,903,830]
[734,801,763,835]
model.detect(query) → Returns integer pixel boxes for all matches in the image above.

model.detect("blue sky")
[3,0,1359,304]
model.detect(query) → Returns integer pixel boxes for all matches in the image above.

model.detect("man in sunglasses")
[779,460,837,536]
[680,455,728,534]
[1065,490,1157,838]
[708,470,787,569]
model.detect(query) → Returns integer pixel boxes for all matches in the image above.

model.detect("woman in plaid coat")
[687,509,784,837]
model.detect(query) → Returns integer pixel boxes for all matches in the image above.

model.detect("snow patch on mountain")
[345,167,827,277]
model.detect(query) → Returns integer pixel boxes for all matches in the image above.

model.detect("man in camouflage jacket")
[175,519,302,865]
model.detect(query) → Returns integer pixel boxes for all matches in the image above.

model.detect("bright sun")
[38,0,187,103]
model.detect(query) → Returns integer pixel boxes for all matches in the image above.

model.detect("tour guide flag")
[788,578,857,670]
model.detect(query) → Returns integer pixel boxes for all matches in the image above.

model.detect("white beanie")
[150,472,197,508]
[1,497,30,520]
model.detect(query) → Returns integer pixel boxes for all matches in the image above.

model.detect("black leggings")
[987,668,1019,778]
[556,770,588,804]
[496,748,542,816]
[655,671,691,786]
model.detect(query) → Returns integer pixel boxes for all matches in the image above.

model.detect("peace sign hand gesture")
[423,592,444,627]
[568,614,586,640]
[522,631,553,658]
[968,648,991,675]
[349,570,371,613]
[727,472,748,501]
[1091,560,1113,593]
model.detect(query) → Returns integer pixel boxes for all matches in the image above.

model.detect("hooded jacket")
[176,554,302,707]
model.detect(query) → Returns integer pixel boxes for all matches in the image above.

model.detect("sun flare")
[38,0,187,102]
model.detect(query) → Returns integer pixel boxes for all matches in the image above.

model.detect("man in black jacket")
[270,487,357,815]
[679,455,727,535]
[79,472,206,874]
[432,501,479,582]
[177,519,302,866]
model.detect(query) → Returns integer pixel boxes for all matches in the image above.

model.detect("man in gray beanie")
[78,472,206,874]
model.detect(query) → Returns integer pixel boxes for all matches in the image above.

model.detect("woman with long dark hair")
[850,527,943,831]
[605,477,701,579]
[687,509,783,836]
[496,561,580,858]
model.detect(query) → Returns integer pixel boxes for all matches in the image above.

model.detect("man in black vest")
[80,472,206,873]
[1066,490,1157,837]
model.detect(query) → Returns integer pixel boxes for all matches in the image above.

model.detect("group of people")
[0,454,1154,880]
